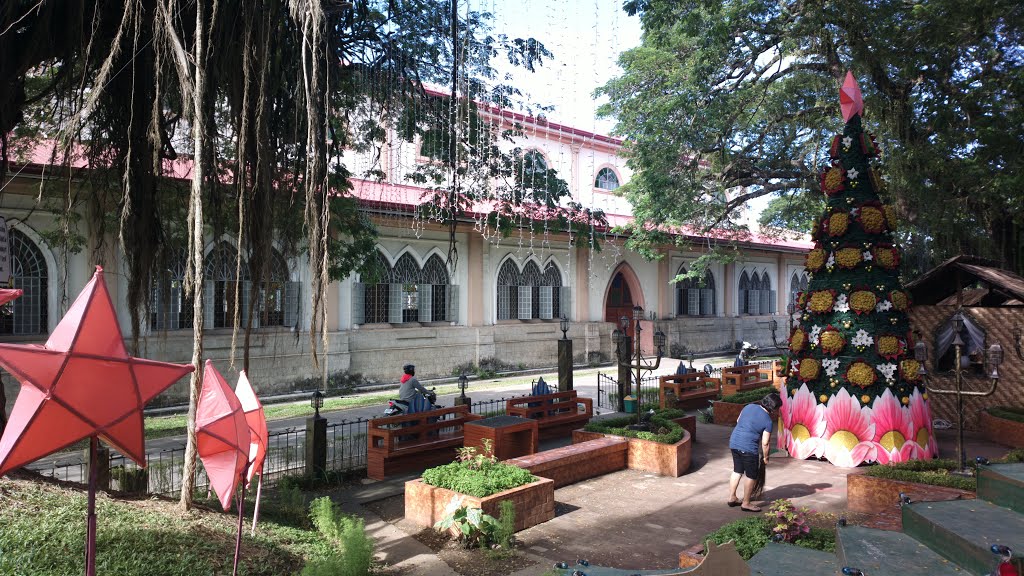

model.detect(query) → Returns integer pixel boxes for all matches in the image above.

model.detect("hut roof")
[906,255,1024,306]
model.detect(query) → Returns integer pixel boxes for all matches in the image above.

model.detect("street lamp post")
[915,309,1004,472]
[558,315,574,391]
[456,372,470,406]
[612,305,666,425]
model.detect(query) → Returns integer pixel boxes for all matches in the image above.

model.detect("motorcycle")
[383,387,439,417]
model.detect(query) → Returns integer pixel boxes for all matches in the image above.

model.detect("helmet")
[403,364,415,375]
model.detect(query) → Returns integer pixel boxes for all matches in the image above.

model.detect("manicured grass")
[987,406,1024,424]
[862,458,976,491]
[0,475,334,576]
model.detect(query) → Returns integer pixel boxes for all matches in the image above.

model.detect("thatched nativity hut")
[906,256,1024,431]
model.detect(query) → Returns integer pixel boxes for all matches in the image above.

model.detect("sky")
[483,0,644,135]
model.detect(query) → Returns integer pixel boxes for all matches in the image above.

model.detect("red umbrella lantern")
[235,370,267,482]
[195,360,250,511]
[0,288,23,306]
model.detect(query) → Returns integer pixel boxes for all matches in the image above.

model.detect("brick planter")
[572,429,692,477]
[712,400,747,426]
[404,477,555,533]
[847,473,975,515]
[979,410,1024,449]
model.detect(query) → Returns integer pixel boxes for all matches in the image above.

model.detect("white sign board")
[0,217,10,286]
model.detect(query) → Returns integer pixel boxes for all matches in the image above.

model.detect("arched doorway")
[604,264,644,337]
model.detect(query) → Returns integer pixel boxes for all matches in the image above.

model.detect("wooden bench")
[658,372,721,410]
[506,391,593,440]
[366,405,482,480]
[505,437,628,488]
[720,364,773,398]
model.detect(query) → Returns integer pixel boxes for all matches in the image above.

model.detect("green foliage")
[434,501,500,549]
[765,500,811,543]
[260,484,309,528]
[452,357,519,379]
[601,0,1024,274]
[987,406,1024,424]
[697,405,714,424]
[493,499,517,552]
[863,458,977,491]
[110,466,148,495]
[721,387,776,405]
[422,445,535,497]
[584,411,686,444]
[704,516,771,560]
[999,449,1024,463]
[303,497,375,576]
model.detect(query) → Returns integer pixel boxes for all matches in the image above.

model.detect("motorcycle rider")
[398,364,430,407]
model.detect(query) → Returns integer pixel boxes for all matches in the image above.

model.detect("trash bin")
[624,395,637,413]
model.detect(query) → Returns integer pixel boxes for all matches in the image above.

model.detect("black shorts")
[731,449,760,480]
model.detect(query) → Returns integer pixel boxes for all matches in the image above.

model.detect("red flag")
[0,268,193,475]
[234,370,267,483]
[196,360,249,511]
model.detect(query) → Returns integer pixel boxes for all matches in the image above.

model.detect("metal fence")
[29,392,539,497]
[596,359,777,412]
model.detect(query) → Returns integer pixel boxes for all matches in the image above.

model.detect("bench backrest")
[659,372,719,390]
[722,364,765,379]
[368,405,481,451]
[507,390,582,419]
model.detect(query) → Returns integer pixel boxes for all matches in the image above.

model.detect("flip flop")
[727,500,741,507]
[741,506,762,513]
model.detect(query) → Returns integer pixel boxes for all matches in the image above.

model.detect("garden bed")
[571,428,691,477]
[711,387,775,426]
[404,477,555,533]
[848,458,977,515]
[979,408,1024,448]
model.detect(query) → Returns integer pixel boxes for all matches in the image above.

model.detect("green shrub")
[422,445,535,497]
[493,499,516,551]
[434,501,499,548]
[720,387,776,404]
[999,448,1024,463]
[583,412,686,444]
[302,497,374,576]
[863,458,976,491]
[704,516,771,560]
[987,406,1024,424]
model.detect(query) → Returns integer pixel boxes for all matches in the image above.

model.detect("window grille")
[204,243,249,329]
[354,250,454,325]
[595,167,620,190]
[0,230,48,335]
[517,286,532,320]
[283,281,300,328]
[738,271,751,315]
[497,259,565,321]
[676,266,716,316]
[539,286,553,319]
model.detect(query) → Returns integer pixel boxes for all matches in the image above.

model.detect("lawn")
[0,474,333,575]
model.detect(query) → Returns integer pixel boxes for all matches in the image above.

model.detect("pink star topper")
[840,71,864,122]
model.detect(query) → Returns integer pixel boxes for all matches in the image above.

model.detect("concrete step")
[902,499,1024,575]
[748,542,839,575]
[835,525,962,576]
[978,463,1024,514]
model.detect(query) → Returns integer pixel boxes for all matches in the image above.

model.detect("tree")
[599,0,1024,275]
[1,0,597,506]
[779,78,936,468]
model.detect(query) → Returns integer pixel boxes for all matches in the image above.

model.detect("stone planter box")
[979,410,1024,449]
[672,415,697,443]
[404,477,555,533]
[572,428,691,477]
[712,400,747,426]
[847,473,975,515]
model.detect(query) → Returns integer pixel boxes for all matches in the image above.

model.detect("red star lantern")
[196,360,250,511]
[234,370,267,483]
[0,267,194,475]
[840,71,864,122]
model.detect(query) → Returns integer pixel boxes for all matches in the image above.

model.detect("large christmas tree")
[779,73,937,468]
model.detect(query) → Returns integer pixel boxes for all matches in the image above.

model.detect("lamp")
[768,318,782,349]
[311,389,325,419]
[611,328,623,346]
[458,372,469,403]
[560,315,569,340]
[917,309,1003,472]
[654,329,666,355]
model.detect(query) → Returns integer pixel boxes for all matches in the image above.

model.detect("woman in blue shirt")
[727,392,782,512]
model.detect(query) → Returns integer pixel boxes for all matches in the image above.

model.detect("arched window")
[738,271,751,315]
[204,243,250,329]
[0,229,48,335]
[354,249,456,325]
[496,258,567,320]
[259,250,292,327]
[789,272,809,310]
[759,271,774,315]
[151,247,193,331]
[595,167,620,191]
[675,266,715,316]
